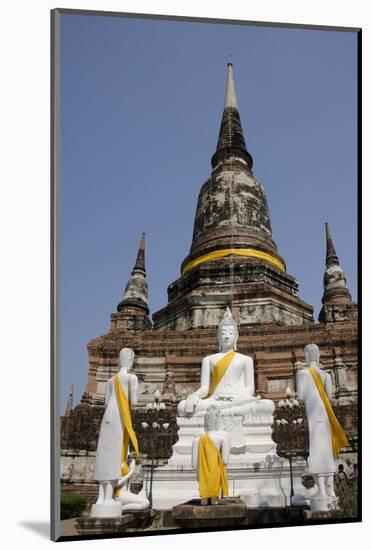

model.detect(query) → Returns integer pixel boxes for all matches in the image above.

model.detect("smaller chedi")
[192,405,231,505]
[91,347,148,518]
[296,343,349,512]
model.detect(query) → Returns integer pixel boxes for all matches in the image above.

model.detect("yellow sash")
[308,367,349,457]
[199,433,229,499]
[113,374,139,496]
[208,350,236,397]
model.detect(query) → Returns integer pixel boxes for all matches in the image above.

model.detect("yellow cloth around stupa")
[182,248,285,275]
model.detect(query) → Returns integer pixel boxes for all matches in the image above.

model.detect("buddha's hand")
[295,361,306,370]
[185,393,200,413]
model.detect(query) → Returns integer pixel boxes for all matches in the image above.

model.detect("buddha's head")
[218,307,238,351]
[119,347,135,370]
[304,343,320,366]
[205,404,222,432]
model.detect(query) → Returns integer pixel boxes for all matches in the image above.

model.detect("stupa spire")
[325,222,339,267]
[133,232,146,275]
[211,63,253,170]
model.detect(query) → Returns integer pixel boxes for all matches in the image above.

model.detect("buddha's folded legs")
[178,394,275,417]
[119,492,149,511]
[178,396,236,417]
[177,396,215,416]
[221,398,275,416]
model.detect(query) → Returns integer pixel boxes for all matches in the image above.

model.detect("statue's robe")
[198,433,229,499]
[308,367,349,457]
[208,350,237,396]
[93,374,138,483]
[297,367,349,474]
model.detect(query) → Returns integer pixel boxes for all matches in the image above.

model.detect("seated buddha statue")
[177,308,274,417]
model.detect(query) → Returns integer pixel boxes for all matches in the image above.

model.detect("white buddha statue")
[177,308,274,417]
[91,347,140,518]
[296,343,349,511]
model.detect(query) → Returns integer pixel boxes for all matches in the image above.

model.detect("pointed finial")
[224,62,238,109]
[325,223,339,267]
[211,63,252,169]
[65,384,74,415]
[133,232,146,274]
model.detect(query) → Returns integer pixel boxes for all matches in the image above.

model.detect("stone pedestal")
[246,506,307,525]
[172,498,247,529]
[304,509,333,520]
[125,509,155,530]
[310,496,331,513]
[75,514,134,535]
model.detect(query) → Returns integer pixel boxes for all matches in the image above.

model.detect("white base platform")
[142,415,307,509]
[90,502,122,518]
[168,414,277,467]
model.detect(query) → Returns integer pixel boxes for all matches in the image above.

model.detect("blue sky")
[60,13,357,412]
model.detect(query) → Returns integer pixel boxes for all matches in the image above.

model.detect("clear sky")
[60,13,357,413]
